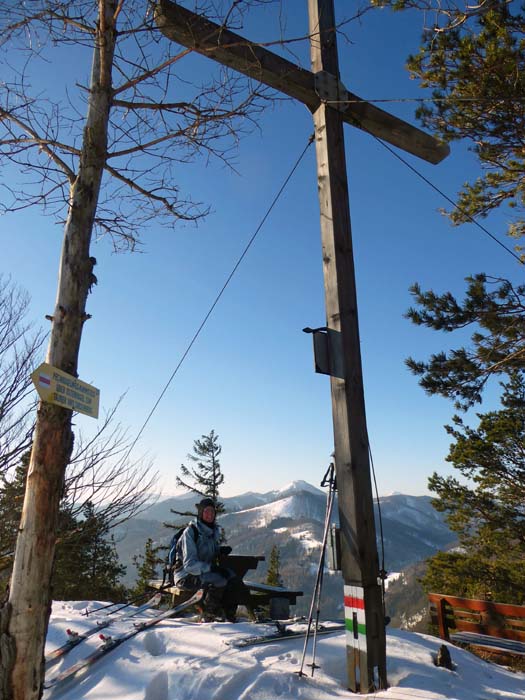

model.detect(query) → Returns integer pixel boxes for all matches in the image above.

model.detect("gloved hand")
[218,546,232,565]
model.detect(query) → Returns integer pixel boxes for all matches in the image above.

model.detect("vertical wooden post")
[5,5,117,699]
[308,0,387,691]
[439,598,450,641]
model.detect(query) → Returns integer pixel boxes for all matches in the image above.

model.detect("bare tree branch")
[0,276,45,477]
[113,48,192,96]
[0,108,77,182]
[103,161,202,220]
[64,400,158,528]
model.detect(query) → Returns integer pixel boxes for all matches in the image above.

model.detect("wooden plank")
[243,580,303,601]
[148,579,167,590]
[506,619,525,630]
[436,598,449,641]
[428,593,525,618]
[455,620,525,642]
[148,579,185,595]
[466,642,525,657]
[454,610,481,619]
[452,632,525,656]
[308,0,387,692]
[487,602,525,617]
[155,0,449,164]
[453,613,525,633]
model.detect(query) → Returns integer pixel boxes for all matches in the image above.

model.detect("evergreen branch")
[167,509,196,518]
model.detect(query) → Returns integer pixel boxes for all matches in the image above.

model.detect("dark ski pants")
[178,566,240,619]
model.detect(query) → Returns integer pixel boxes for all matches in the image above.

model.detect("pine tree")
[373,0,525,248]
[421,372,525,603]
[129,538,163,599]
[266,545,283,587]
[421,550,525,604]
[175,430,225,514]
[406,274,525,409]
[51,507,91,601]
[67,502,127,602]
[0,456,127,601]
[0,454,28,581]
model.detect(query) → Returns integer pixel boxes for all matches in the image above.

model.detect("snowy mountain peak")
[273,480,324,497]
[221,490,328,527]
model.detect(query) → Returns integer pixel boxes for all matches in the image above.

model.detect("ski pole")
[298,463,336,676]
[309,481,336,675]
[105,583,175,616]
[83,584,171,617]
[82,590,149,617]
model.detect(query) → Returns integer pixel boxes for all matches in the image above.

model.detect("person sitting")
[172,497,239,622]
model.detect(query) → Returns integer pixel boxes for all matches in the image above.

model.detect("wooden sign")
[31,363,100,419]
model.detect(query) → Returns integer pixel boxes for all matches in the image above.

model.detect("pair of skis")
[45,593,162,668]
[44,589,204,692]
[230,623,345,648]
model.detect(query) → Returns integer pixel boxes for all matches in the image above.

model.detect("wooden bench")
[148,554,302,618]
[428,593,525,658]
[240,580,303,619]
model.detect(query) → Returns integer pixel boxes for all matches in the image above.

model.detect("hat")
[196,497,216,510]
[196,497,216,524]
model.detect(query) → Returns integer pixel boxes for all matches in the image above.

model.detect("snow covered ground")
[44,600,525,700]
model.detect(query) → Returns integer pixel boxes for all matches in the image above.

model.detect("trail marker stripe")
[345,618,367,636]
[344,595,365,609]
[39,373,51,387]
[344,585,367,648]
[344,606,365,625]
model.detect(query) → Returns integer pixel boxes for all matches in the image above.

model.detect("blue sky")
[2,1,521,499]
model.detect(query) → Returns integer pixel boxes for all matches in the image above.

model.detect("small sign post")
[31,363,100,419]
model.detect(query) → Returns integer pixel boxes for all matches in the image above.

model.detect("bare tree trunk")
[0,600,15,700]
[4,3,117,698]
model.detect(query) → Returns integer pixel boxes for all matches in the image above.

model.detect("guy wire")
[364,127,523,265]
[121,134,315,465]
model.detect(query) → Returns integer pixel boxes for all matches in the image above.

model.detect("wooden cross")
[155,0,448,692]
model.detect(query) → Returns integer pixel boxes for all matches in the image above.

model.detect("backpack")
[165,523,198,584]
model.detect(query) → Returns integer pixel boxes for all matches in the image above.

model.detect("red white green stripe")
[344,585,367,648]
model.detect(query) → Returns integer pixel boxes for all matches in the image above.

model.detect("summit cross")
[155,0,449,692]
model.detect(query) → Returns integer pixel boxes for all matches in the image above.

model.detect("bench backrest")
[428,593,525,642]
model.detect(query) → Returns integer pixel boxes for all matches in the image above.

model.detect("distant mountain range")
[113,480,456,621]
[137,480,327,523]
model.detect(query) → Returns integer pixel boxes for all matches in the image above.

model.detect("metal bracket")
[314,71,349,112]
[303,326,345,379]
[327,525,342,571]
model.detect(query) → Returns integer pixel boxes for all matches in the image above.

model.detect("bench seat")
[428,593,525,659]
[450,632,525,656]
[243,580,303,603]
[148,554,303,619]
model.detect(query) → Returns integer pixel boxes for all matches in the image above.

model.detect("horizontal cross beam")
[155,0,449,165]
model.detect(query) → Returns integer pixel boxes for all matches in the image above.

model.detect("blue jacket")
[172,519,221,585]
